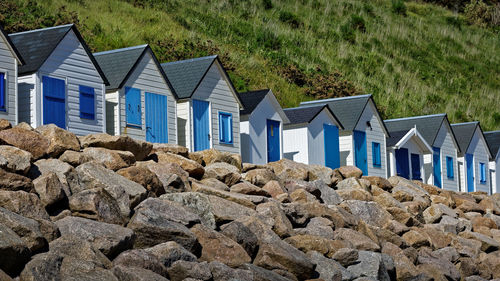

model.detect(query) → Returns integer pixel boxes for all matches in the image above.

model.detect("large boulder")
[56,216,135,259]
[152,143,189,157]
[59,150,93,166]
[230,181,270,196]
[113,249,168,278]
[69,187,128,225]
[295,217,335,240]
[191,148,242,170]
[244,168,279,187]
[208,261,253,281]
[160,192,216,229]
[0,145,32,174]
[0,119,11,130]
[423,203,457,224]
[0,223,31,277]
[308,250,350,281]
[346,251,391,281]
[29,158,78,197]
[167,260,212,281]
[0,190,49,221]
[308,164,336,186]
[82,147,136,171]
[220,220,259,258]
[157,152,205,179]
[282,201,358,228]
[203,162,242,186]
[206,194,257,224]
[256,201,293,238]
[241,263,292,281]
[333,228,380,251]
[48,235,113,269]
[0,207,47,252]
[33,172,67,209]
[284,234,345,257]
[382,242,419,280]
[336,166,363,179]
[112,265,169,281]
[417,251,461,281]
[341,200,392,226]
[191,224,251,267]
[145,241,197,268]
[117,166,165,197]
[191,181,256,209]
[0,168,33,192]
[79,133,152,161]
[459,231,500,252]
[135,198,201,227]
[0,127,49,159]
[266,158,310,181]
[136,161,190,193]
[35,124,80,157]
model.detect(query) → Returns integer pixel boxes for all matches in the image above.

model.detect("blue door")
[193,99,210,151]
[353,130,368,175]
[411,153,421,180]
[433,147,442,188]
[395,148,410,179]
[42,76,65,129]
[145,92,168,143]
[466,153,474,192]
[324,124,340,169]
[267,119,280,163]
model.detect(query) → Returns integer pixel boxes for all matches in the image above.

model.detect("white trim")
[393,127,433,153]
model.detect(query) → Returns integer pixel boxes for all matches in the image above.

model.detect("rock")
[33,172,66,208]
[382,242,419,280]
[152,143,189,157]
[267,158,310,181]
[0,145,32,174]
[337,187,373,201]
[256,201,293,238]
[82,147,136,171]
[363,176,393,191]
[208,261,253,281]
[0,127,49,159]
[419,226,452,249]
[117,166,165,197]
[157,152,205,179]
[336,166,363,179]
[191,181,256,209]
[69,187,127,225]
[0,190,49,220]
[262,180,287,198]
[283,201,358,228]
[59,150,93,166]
[241,263,292,281]
[136,161,190,193]
[295,217,335,240]
[112,265,169,281]
[0,207,47,252]
[231,181,270,196]
[76,162,147,213]
[417,251,461,281]
[194,148,242,170]
[200,177,230,191]
[471,216,497,232]
[284,179,321,197]
[220,220,259,258]
[244,168,279,187]
[49,235,112,269]
[333,228,380,251]
[191,224,251,267]
[432,247,459,263]
[203,162,242,186]
[0,119,11,130]
[314,180,342,205]
[402,230,430,248]
[113,249,168,277]
[56,216,135,259]
[332,248,359,267]
[374,192,404,209]
[0,168,33,192]
[307,251,348,281]
[336,177,369,191]
[79,133,152,161]
[127,200,200,252]
[423,203,457,224]
[341,200,392,226]
[290,188,318,203]
[35,124,80,157]
[0,223,30,277]
[167,261,212,281]
[29,158,78,196]
[308,165,336,186]
[347,251,390,281]
[285,234,345,257]
[145,241,197,268]
[205,194,256,223]
[160,192,216,229]
[456,200,484,214]
[451,236,482,258]
[459,231,500,252]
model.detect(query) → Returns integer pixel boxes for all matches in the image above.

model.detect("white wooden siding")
[0,35,18,124]
[18,74,36,125]
[467,127,490,193]
[176,100,190,148]
[307,109,338,166]
[105,92,119,135]
[243,94,284,165]
[38,30,105,135]
[119,51,177,143]
[240,120,250,163]
[433,122,459,191]
[191,62,240,154]
[283,125,308,164]
[354,102,387,178]
[489,161,496,194]
[339,133,353,166]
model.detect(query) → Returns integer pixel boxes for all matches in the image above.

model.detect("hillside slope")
[1,0,500,129]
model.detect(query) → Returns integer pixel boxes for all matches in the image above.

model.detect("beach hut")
[485,130,500,194]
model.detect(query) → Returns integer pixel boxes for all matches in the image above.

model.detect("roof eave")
[0,26,25,65]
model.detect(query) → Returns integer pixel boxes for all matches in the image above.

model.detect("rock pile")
[0,120,500,281]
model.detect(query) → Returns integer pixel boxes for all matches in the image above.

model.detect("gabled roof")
[451,122,492,158]
[0,25,24,64]
[283,105,343,129]
[9,24,108,85]
[385,127,432,153]
[93,45,176,96]
[299,94,388,135]
[386,130,411,147]
[485,131,500,160]
[238,89,290,123]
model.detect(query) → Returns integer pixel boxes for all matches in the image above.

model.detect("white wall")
[466,127,490,193]
[176,100,190,148]
[0,34,18,124]
[489,161,496,194]
[307,109,338,166]
[18,74,35,125]
[118,51,177,143]
[105,92,119,135]
[191,62,240,154]
[339,133,353,166]
[433,122,459,191]
[283,125,308,164]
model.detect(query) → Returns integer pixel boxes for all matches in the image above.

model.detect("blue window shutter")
[446,157,454,179]
[0,73,5,111]
[480,163,486,183]
[219,112,233,144]
[372,142,381,167]
[79,85,95,120]
[125,87,141,127]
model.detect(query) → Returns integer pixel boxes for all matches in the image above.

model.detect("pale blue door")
[433,147,442,188]
[354,130,368,175]
[145,92,168,143]
[42,76,65,129]
[324,124,340,169]
[193,100,210,151]
[466,153,474,192]
[267,119,280,162]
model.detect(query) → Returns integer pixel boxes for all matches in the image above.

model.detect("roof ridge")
[239,89,270,95]
[485,130,500,134]
[93,44,148,56]
[9,24,74,36]
[451,121,479,126]
[384,113,446,122]
[300,94,372,105]
[284,104,325,111]
[162,55,218,66]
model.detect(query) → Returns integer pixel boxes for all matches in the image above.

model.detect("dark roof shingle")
[485,131,500,159]
[384,114,448,146]
[0,25,24,64]
[238,89,270,116]
[284,105,329,125]
[386,130,411,147]
[451,122,479,154]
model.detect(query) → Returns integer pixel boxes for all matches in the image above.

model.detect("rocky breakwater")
[0,120,500,280]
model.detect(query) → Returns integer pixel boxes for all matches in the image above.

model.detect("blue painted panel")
[446,156,454,179]
[193,99,210,151]
[145,92,168,143]
[267,119,281,163]
[395,148,410,179]
[466,153,474,192]
[324,124,340,169]
[433,147,442,188]
[353,130,368,175]
[411,153,421,180]
[42,76,65,129]
[79,85,95,120]
[125,87,141,127]
[219,112,233,144]
[372,142,381,167]
[0,73,5,111]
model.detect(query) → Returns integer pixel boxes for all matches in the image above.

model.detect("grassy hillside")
[1,0,500,129]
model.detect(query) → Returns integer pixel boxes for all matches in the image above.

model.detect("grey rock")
[208,261,253,281]
[82,147,135,171]
[332,248,359,267]
[334,228,380,251]
[30,158,78,197]
[307,250,348,281]
[113,249,168,278]
[160,192,216,229]
[145,241,197,268]
[167,261,212,281]
[200,177,230,191]
[240,263,291,281]
[0,145,32,174]
[347,251,390,281]
[220,220,259,258]
[59,150,94,166]
[69,187,128,225]
[423,203,457,224]
[0,190,50,220]
[0,223,30,277]
[33,172,67,208]
[341,200,392,226]
[112,265,169,281]
[0,168,33,192]
[417,251,461,281]
[0,207,47,252]
[255,201,293,238]
[314,180,342,205]
[203,162,242,186]
[79,133,152,161]
[139,198,201,226]
[136,161,190,193]
[48,235,112,269]
[295,217,335,240]
[432,247,459,263]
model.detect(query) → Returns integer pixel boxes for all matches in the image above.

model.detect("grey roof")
[283,105,343,129]
[386,130,411,147]
[451,122,480,154]
[238,89,270,116]
[8,24,108,84]
[384,114,450,147]
[0,25,24,64]
[161,55,218,99]
[485,131,500,159]
[299,95,387,134]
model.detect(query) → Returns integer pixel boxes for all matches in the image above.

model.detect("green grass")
[1,0,500,129]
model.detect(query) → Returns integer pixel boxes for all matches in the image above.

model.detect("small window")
[446,156,454,179]
[480,162,486,184]
[79,85,95,120]
[372,142,381,167]
[219,112,233,144]
[0,73,5,112]
[125,87,141,127]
